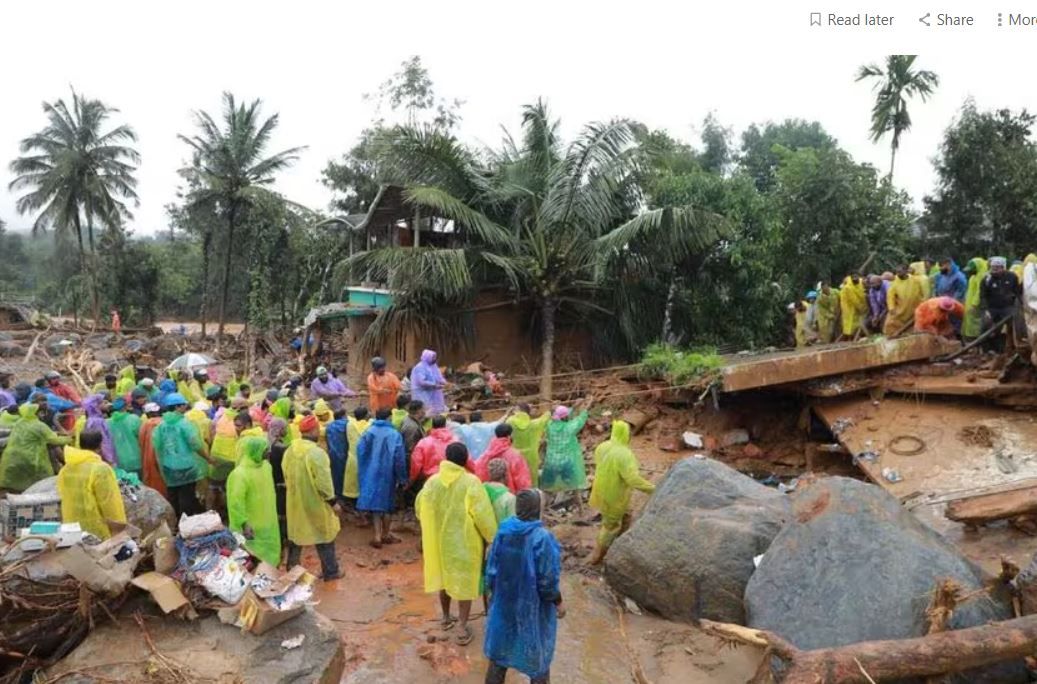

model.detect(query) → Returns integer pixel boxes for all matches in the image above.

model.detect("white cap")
[193,401,210,411]
[140,378,155,387]
[143,402,160,413]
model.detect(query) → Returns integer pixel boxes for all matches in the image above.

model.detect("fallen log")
[945,485,1037,525]
[700,614,1037,683]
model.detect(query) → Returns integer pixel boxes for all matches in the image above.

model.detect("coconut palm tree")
[179,92,305,337]
[8,89,140,325]
[349,102,730,399]
[856,55,939,179]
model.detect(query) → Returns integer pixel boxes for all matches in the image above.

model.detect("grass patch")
[639,343,725,385]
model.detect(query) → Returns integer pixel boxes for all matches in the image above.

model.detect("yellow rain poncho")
[415,460,498,601]
[910,261,932,299]
[57,446,126,540]
[282,438,340,546]
[794,304,810,348]
[115,366,136,397]
[838,276,867,337]
[964,257,989,338]
[227,436,281,565]
[177,378,204,405]
[589,421,655,549]
[884,275,926,336]
[186,404,212,447]
[391,408,408,430]
[343,417,371,498]
[507,411,551,487]
[209,409,239,481]
[0,404,71,492]
[815,287,841,344]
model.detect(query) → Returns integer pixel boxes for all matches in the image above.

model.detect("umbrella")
[167,353,216,371]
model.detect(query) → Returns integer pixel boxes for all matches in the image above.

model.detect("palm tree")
[8,89,140,325]
[179,92,305,337]
[350,103,729,399]
[856,55,939,179]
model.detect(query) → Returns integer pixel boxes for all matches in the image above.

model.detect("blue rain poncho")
[451,421,497,461]
[483,517,562,679]
[355,419,406,513]
[325,417,348,497]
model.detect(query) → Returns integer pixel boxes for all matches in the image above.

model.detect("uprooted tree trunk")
[700,614,1037,683]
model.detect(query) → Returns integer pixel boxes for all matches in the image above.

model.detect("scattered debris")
[720,429,750,447]
[682,431,704,449]
[881,467,904,483]
[281,634,306,650]
[959,424,998,448]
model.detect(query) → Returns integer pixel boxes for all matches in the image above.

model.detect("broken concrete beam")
[720,335,960,393]
[946,486,1037,525]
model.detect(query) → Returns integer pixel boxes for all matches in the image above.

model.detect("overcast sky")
[1,1,1031,235]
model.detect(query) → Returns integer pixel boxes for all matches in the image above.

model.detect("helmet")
[163,393,188,408]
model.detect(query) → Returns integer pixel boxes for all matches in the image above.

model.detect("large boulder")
[745,476,1025,683]
[26,476,175,537]
[604,457,789,623]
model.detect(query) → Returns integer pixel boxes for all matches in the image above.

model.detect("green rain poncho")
[964,257,989,338]
[507,411,550,487]
[152,412,208,488]
[539,411,589,493]
[107,410,142,474]
[0,404,71,492]
[589,421,655,547]
[227,436,281,565]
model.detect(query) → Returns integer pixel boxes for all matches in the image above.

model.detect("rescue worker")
[838,274,868,339]
[507,403,550,488]
[815,281,841,344]
[227,435,281,566]
[587,420,655,565]
[473,423,532,494]
[980,256,1022,352]
[356,408,407,548]
[884,264,925,337]
[963,257,989,339]
[914,297,965,339]
[539,404,590,512]
[153,393,211,519]
[367,356,402,414]
[0,403,72,492]
[57,430,127,540]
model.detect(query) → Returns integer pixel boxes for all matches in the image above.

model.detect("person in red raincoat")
[137,402,167,497]
[409,415,460,486]
[473,423,532,494]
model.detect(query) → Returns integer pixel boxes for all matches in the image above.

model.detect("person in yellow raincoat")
[313,399,333,449]
[176,370,203,405]
[815,281,841,344]
[282,414,342,581]
[507,403,550,487]
[391,394,410,429]
[909,261,933,299]
[186,401,212,447]
[415,442,498,646]
[114,365,136,398]
[57,431,127,540]
[884,264,926,336]
[0,403,71,492]
[838,275,868,338]
[963,257,989,338]
[227,435,281,566]
[343,406,372,500]
[792,301,811,348]
[587,421,655,565]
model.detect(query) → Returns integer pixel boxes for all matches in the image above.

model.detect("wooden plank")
[946,485,1037,524]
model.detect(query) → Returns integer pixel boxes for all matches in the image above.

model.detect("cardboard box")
[59,531,142,596]
[131,571,191,614]
[237,588,306,635]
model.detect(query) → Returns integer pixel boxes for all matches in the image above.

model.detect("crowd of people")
[791,256,1037,355]
[0,347,657,682]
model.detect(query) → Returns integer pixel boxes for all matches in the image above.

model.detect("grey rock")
[26,476,175,537]
[0,341,25,357]
[745,476,1025,683]
[604,457,789,623]
[84,334,115,351]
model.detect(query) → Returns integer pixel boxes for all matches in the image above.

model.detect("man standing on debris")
[838,275,868,339]
[962,257,989,339]
[367,357,402,414]
[540,404,590,512]
[815,281,841,344]
[416,442,498,646]
[153,393,211,519]
[981,256,1022,352]
[227,435,281,566]
[914,297,965,339]
[0,403,72,492]
[310,366,355,413]
[356,408,407,548]
[866,275,890,333]
[884,265,926,337]
[483,489,563,684]
[473,423,532,494]
[410,349,448,416]
[507,403,550,488]
[283,414,343,580]
[935,258,968,301]
[57,430,127,540]
[587,420,655,565]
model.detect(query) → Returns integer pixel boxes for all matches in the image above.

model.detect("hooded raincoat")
[474,437,533,494]
[356,419,407,512]
[57,446,127,540]
[138,415,166,496]
[815,287,841,344]
[507,412,550,487]
[343,417,372,498]
[909,261,933,299]
[115,366,136,397]
[209,408,239,481]
[152,412,208,488]
[838,276,868,337]
[107,410,142,474]
[325,417,348,498]
[57,445,127,543]
[227,436,281,565]
[540,411,589,492]
[283,438,340,545]
[409,427,458,482]
[964,257,990,337]
[934,261,968,301]
[186,405,212,447]
[81,394,116,466]
[884,275,926,336]
[483,516,562,678]
[451,421,497,461]
[269,398,293,444]
[484,482,516,522]
[0,404,71,492]
[415,460,498,600]
[589,421,655,546]
[410,350,447,415]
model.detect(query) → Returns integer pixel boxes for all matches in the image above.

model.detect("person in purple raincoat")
[81,394,117,466]
[410,350,448,416]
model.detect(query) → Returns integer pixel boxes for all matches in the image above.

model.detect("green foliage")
[922,101,1037,258]
[639,343,724,385]
[739,119,836,191]
[98,230,160,324]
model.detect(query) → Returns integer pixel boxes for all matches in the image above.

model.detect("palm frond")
[597,205,732,261]
[346,247,475,299]
[402,186,516,249]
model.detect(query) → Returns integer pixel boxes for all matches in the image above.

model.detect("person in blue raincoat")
[325,409,348,502]
[356,408,407,548]
[483,489,563,684]
[451,411,498,462]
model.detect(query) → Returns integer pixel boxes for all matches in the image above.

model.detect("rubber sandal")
[369,539,383,549]
[455,625,473,646]
[440,615,457,630]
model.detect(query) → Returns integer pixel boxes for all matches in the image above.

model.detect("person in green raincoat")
[539,404,590,510]
[227,435,281,566]
[815,281,841,344]
[269,397,293,445]
[114,365,136,397]
[391,394,410,430]
[963,257,990,338]
[107,400,142,475]
[153,393,211,519]
[484,458,516,522]
[507,403,550,487]
[587,420,655,564]
[0,403,71,492]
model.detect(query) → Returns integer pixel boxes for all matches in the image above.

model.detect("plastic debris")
[281,634,306,650]
[682,431,704,449]
[881,467,903,483]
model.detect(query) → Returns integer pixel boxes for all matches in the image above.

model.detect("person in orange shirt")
[367,356,401,414]
[914,296,964,339]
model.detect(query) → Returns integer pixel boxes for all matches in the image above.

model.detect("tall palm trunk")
[85,214,100,330]
[539,299,557,400]
[662,270,680,344]
[889,144,897,179]
[199,228,212,337]
[217,207,236,338]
